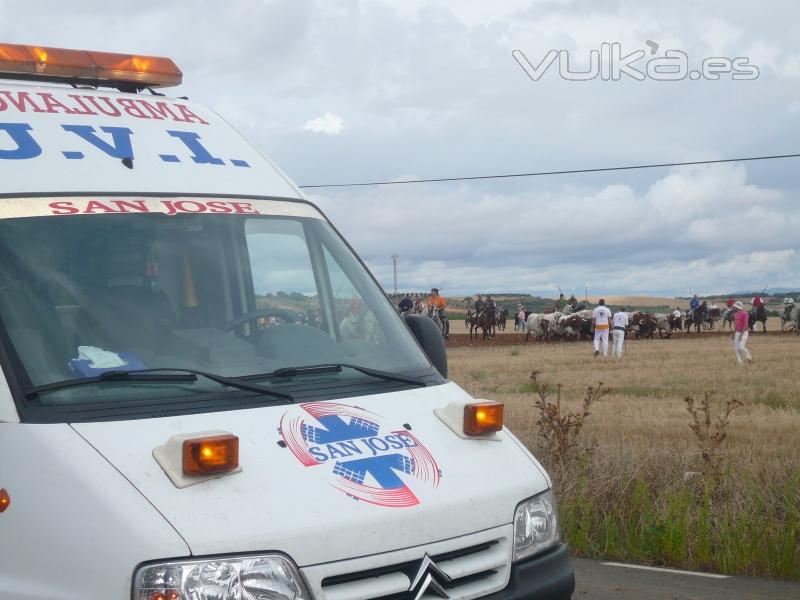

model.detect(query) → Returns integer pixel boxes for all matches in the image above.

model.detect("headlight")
[513,489,560,562]
[133,554,310,600]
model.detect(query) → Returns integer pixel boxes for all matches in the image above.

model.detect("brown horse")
[469,307,495,340]
[497,307,509,331]
[749,305,767,333]
[685,305,707,333]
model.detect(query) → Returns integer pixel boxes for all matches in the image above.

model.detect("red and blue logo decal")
[279,402,441,508]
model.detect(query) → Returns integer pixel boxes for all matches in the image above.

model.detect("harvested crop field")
[448,335,800,579]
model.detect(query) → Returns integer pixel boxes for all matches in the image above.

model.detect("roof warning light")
[0,43,182,91]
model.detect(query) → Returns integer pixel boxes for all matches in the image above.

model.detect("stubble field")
[447,334,800,579]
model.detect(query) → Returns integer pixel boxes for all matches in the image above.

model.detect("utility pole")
[391,254,398,298]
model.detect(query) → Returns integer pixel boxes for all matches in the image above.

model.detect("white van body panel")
[0,82,302,198]
[0,424,190,599]
[72,382,549,566]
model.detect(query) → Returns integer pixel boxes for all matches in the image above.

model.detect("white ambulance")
[0,44,574,600]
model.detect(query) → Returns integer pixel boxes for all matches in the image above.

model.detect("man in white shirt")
[612,306,629,359]
[592,298,613,357]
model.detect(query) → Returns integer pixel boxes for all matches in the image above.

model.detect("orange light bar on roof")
[0,43,182,89]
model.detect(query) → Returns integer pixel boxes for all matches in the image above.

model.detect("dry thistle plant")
[684,392,743,480]
[529,370,610,468]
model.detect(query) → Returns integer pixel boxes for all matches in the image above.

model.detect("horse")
[469,307,495,340]
[780,304,797,332]
[666,314,682,336]
[748,305,767,333]
[497,308,509,331]
[706,307,721,330]
[794,305,800,336]
[427,305,446,338]
[721,308,735,330]
[685,305,707,333]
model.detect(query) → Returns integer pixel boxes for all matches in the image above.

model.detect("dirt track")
[445,329,791,348]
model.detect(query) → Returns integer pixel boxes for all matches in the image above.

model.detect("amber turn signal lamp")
[182,434,239,476]
[0,488,10,513]
[150,591,180,600]
[464,402,504,435]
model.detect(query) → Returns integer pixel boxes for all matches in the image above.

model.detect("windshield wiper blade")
[25,368,294,402]
[264,363,427,388]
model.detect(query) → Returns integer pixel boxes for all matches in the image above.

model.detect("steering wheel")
[222,308,296,331]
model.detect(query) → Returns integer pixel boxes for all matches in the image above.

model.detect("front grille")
[301,524,512,600]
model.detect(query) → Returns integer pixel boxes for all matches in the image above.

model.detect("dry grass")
[448,335,800,577]
[450,335,800,476]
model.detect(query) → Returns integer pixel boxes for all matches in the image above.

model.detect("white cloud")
[302,112,345,134]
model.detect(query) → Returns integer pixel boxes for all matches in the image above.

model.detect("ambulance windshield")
[0,197,434,418]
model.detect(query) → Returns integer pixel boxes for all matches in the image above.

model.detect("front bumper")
[484,543,574,599]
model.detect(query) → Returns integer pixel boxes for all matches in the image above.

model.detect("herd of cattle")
[463,304,800,342]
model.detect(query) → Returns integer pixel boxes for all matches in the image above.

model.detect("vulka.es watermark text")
[512,41,759,82]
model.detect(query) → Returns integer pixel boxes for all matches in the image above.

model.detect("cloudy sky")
[2,0,799,297]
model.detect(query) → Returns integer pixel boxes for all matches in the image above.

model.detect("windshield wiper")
[25,368,294,402]
[261,363,427,388]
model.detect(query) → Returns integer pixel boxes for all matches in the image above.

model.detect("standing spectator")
[592,298,612,357]
[733,301,752,364]
[517,305,527,332]
[612,306,629,359]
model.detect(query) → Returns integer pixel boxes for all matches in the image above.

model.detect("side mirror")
[403,314,448,378]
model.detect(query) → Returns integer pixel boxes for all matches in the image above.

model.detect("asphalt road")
[572,559,800,599]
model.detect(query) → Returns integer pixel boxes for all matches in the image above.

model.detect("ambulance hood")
[0,82,301,199]
[71,383,549,566]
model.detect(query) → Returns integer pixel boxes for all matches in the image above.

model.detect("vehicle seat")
[77,285,178,363]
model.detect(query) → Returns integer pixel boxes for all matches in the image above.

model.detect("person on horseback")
[568,295,578,311]
[428,288,449,338]
[689,294,700,320]
[726,297,735,309]
[785,297,796,321]
[751,293,764,317]
[555,293,567,311]
[474,294,486,315]
[672,306,682,318]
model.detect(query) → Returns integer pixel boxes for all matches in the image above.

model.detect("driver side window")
[244,219,321,330]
